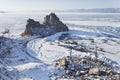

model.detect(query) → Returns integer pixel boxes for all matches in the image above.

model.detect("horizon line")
[1,7,120,12]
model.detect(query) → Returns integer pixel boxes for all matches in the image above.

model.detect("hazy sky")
[0,0,120,11]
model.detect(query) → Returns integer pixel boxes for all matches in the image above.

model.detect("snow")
[64,21,120,27]
[0,12,120,80]
[27,33,69,64]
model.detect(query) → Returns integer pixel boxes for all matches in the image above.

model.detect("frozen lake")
[0,12,120,35]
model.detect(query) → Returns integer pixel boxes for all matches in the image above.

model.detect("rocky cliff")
[21,13,69,37]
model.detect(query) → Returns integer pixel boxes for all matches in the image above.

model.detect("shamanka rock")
[21,13,69,37]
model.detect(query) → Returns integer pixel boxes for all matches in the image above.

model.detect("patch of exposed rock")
[21,13,69,37]
[54,56,120,80]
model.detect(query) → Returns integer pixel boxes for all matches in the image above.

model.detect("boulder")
[88,68,100,75]
[75,71,81,76]
[107,69,113,76]
[60,57,67,67]
[21,13,69,37]
[66,69,71,75]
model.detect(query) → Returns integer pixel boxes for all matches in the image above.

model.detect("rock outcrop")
[21,13,69,37]
[55,55,120,79]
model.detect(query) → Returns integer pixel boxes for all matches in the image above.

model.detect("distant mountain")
[62,8,120,13]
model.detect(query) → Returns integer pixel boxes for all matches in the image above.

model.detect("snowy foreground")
[0,12,120,80]
[0,24,120,80]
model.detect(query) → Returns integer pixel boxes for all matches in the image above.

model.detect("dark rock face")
[23,19,42,36]
[21,13,69,37]
[43,13,60,25]
[43,13,69,32]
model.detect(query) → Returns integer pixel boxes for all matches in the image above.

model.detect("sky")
[0,0,120,11]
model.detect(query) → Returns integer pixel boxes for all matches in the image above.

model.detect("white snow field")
[0,12,120,80]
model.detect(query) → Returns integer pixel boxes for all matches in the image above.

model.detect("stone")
[76,71,81,76]
[66,70,71,75]
[88,68,100,75]
[80,70,88,75]
[60,57,67,67]
[21,13,69,37]
[107,70,113,76]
